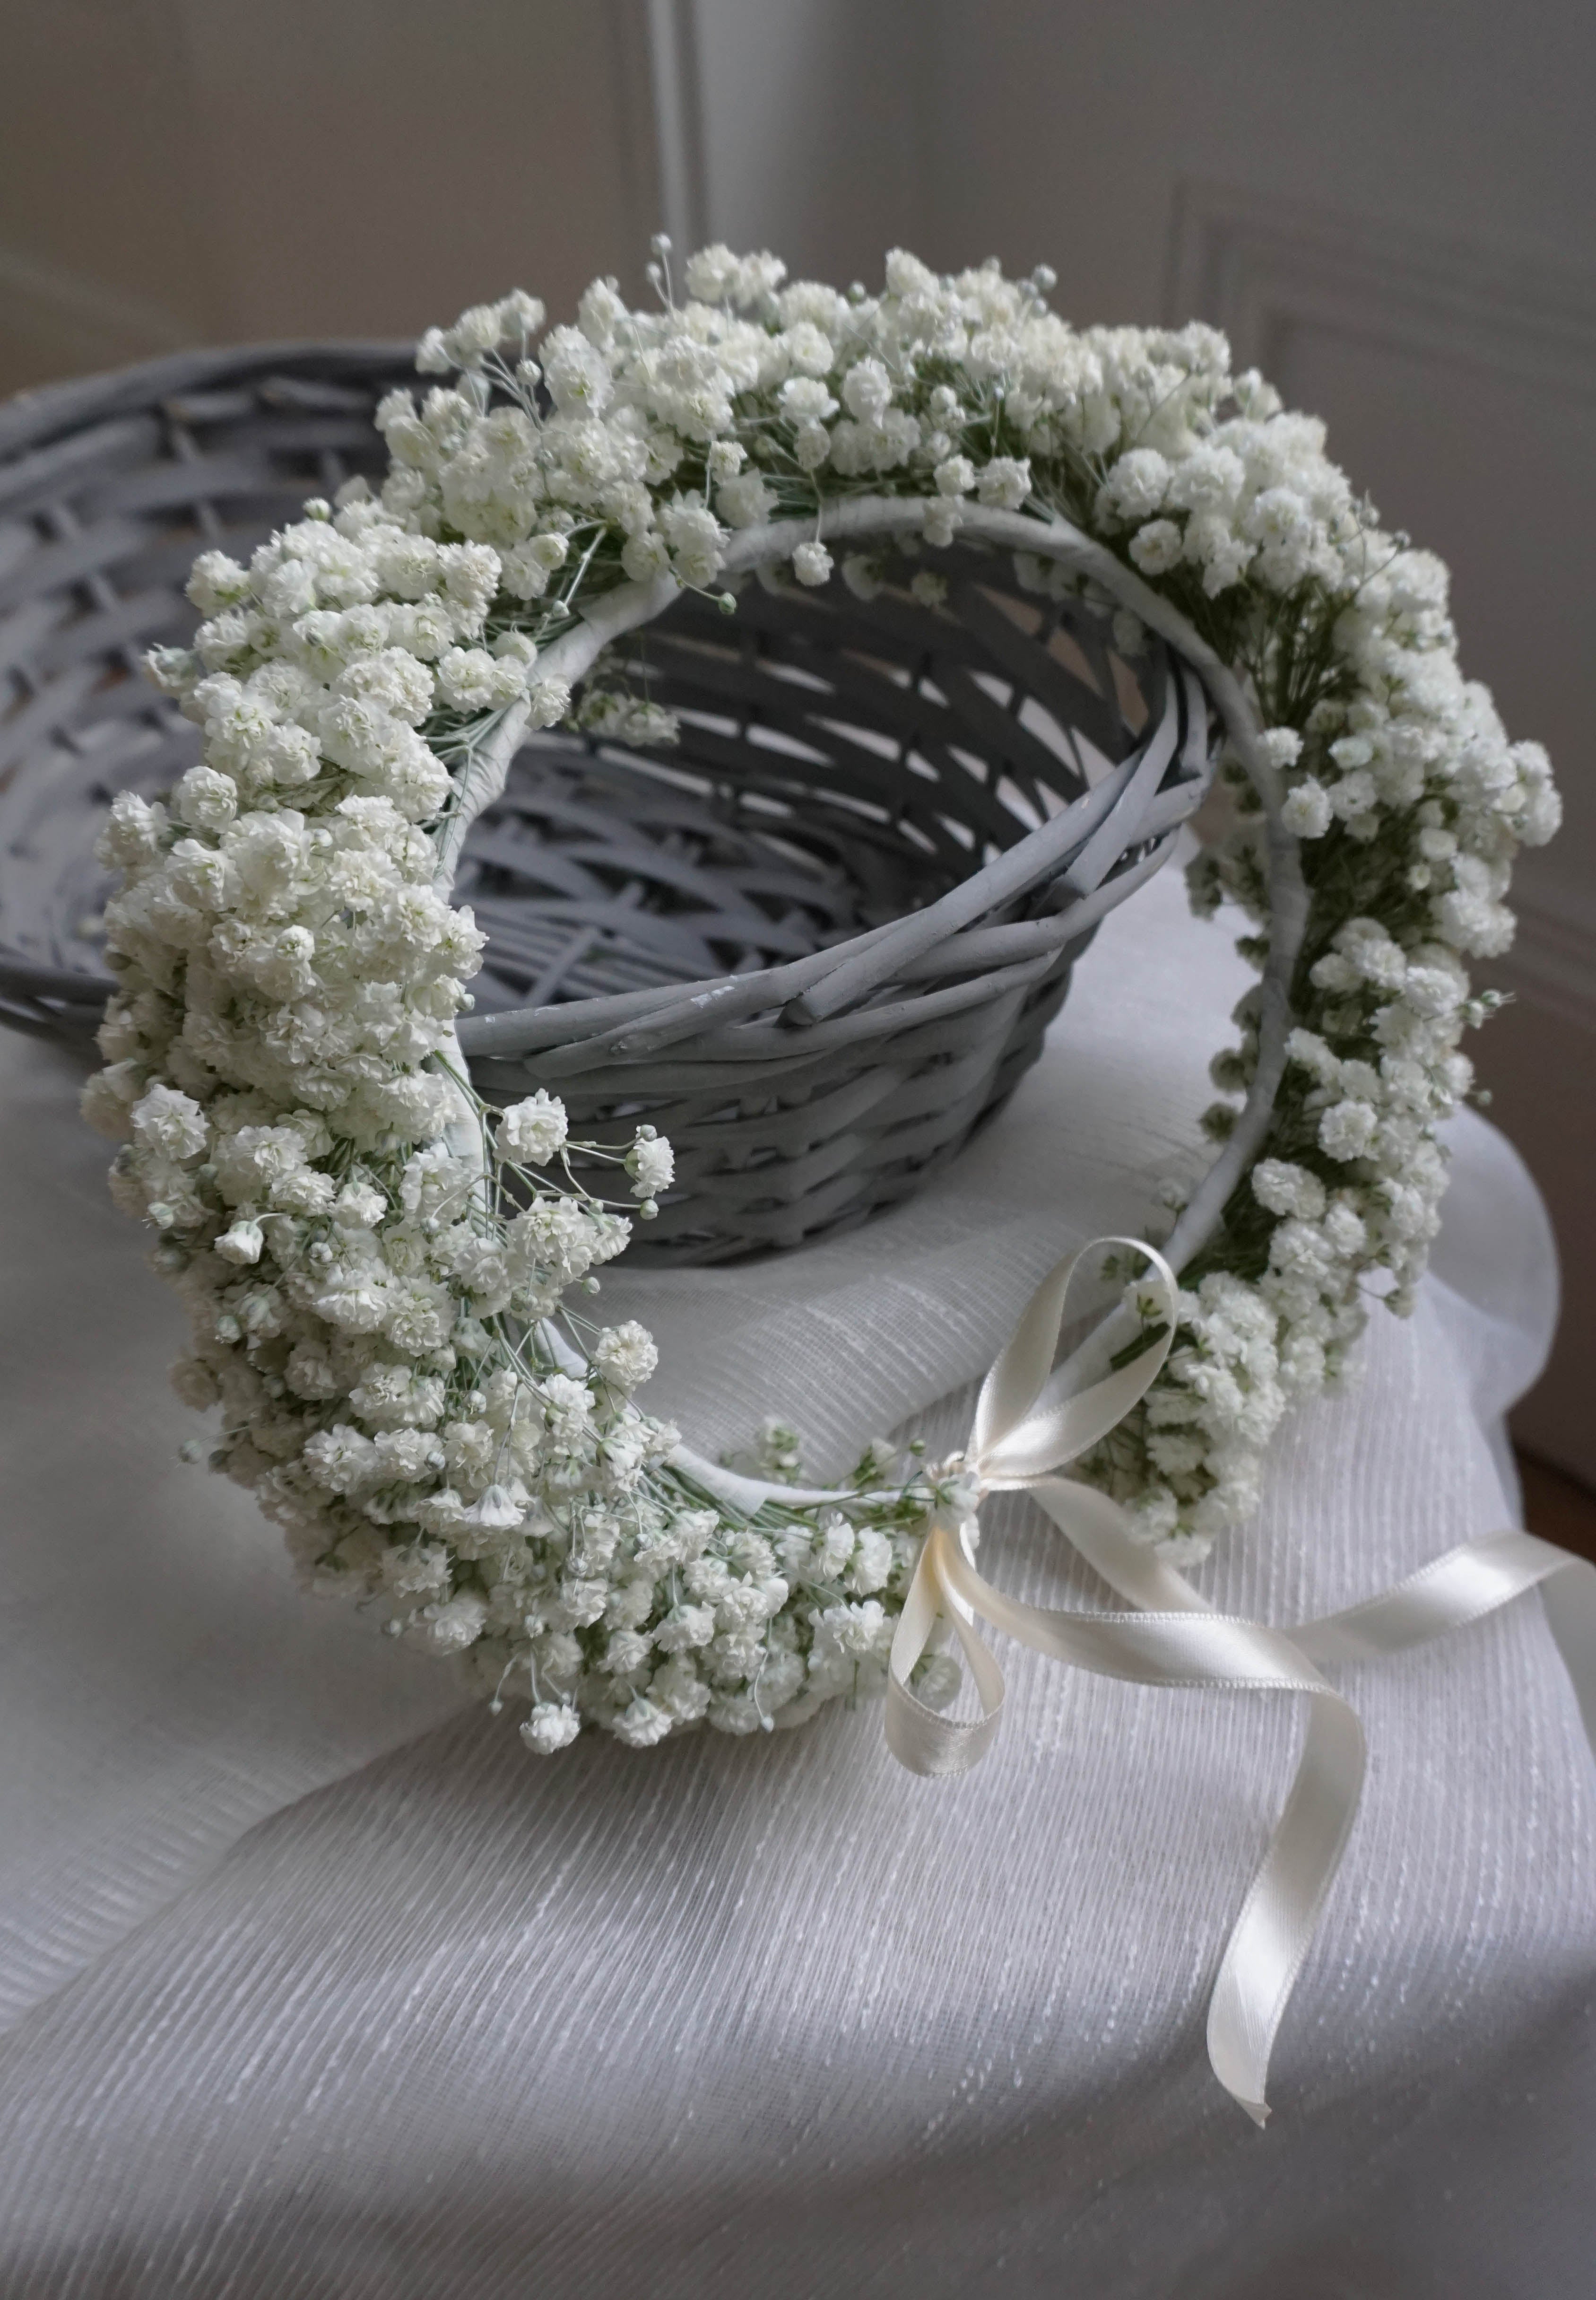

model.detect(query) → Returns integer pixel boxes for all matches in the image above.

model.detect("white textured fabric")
[0,865,1591,2298]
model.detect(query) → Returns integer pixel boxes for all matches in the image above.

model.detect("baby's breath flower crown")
[83,243,1558,1751]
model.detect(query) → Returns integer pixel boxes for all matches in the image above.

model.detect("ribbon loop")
[971,1236,1178,1486]
[886,1234,1596,2125]
[886,1522,1006,1778]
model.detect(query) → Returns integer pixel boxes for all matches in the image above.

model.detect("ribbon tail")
[1292,1529,1596,1756]
[1026,1475,1213,1615]
[928,1527,1366,2123]
[1019,1474,1369,2121]
[886,1524,1006,1777]
[875,1234,1596,2127]
[1285,1526,1596,1810]
[1205,1686,1366,2125]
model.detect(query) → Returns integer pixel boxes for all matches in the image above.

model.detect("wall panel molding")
[1168,179,1596,1040]
[1167,180,1596,408]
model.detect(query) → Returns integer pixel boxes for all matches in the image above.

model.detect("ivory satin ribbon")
[672,1237,1596,2122]
[874,1239,1596,2125]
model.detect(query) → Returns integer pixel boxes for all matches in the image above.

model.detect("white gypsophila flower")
[87,244,1553,1723]
[625,1129,675,1198]
[660,500,727,587]
[217,1217,265,1266]
[521,1701,582,1753]
[1250,1161,1327,1221]
[781,376,836,423]
[1257,727,1303,769]
[1128,520,1184,576]
[611,1695,675,1748]
[1318,1100,1379,1161]
[976,457,1031,510]
[717,470,777,529]
[526,676,572,730]
[436,646,525,713]
[1096,448,1170,524]
[792,540,833,587]
[1281,778,1333,838]
[412,1592,488,1655]
[130,1085,208,1160]
[593,1323,659,1391]
[841,357,893,423]
[465,1484,525,1531]
[496,1090,568,1165]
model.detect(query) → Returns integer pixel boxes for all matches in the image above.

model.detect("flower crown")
[84,242,1558,1760]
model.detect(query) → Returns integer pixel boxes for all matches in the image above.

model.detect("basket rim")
[439,509,1217,1060]
[0,340,417,1018]
[0,343,1218,1054]
[0,339,415,464]
[454,688,1206,1063]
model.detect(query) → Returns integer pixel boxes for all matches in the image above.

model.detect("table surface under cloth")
[0,862,1591,2300]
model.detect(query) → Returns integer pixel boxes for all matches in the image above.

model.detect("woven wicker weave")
[0,344,1220,1262]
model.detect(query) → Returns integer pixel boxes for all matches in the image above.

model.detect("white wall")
[0,0,661,390]
[3,0,1592,1470]
[687,0,927,281]
[680,0,1596,1476]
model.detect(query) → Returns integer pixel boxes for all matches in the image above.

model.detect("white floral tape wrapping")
[79,242,1561,1778]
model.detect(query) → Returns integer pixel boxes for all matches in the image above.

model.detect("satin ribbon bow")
[886,1237,1596,2124]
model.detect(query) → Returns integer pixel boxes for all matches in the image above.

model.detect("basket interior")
[0,354,1208,1263]
[454,557,1159,1022]
[1,458,1162,1029]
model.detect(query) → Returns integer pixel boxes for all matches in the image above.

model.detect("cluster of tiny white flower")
[86,244,1556,1742]
[82,420,933,1749]
[1081,429,1555,1550]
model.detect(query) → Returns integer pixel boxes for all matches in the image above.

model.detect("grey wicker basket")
[0,343,1220,1262]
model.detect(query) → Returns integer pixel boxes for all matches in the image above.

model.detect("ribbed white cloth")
[1,867,1590,2298]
